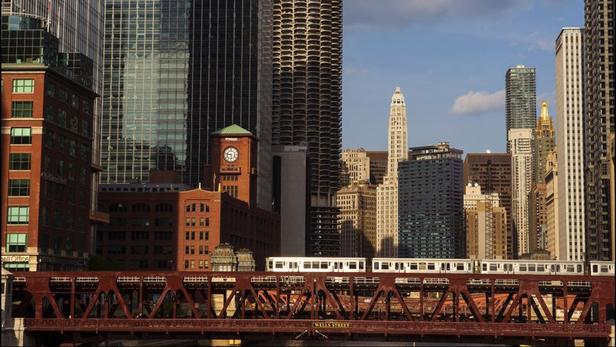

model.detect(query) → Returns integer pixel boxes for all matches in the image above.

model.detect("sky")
[341,0,583,153]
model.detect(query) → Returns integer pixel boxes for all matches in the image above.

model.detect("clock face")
[223,147,239,163]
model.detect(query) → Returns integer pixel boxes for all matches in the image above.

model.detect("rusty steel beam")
[10,271,614,340]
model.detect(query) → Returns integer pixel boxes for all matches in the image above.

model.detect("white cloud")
[451,90,505,116]
[345,0,530,30]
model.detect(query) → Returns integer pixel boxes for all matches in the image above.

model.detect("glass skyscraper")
[101,0,273,209]
[505,65,536,148]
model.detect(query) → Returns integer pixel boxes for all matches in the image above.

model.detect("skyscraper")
[583,0,614,261]
[556,27,586,261]
[463,153,514,259]
[101,0,273,211]
[509,128,534,256]
[534,102,555,184]
[545,152,560,259]
[398,143,464,258]
[506,65,536,148]
[376,87,408,257]
[272,0,342,256]
[340,148,371,185]
[337,182,376,259]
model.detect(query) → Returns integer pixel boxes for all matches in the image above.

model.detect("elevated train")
[266,257,614,276]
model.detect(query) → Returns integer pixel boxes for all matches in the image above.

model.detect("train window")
[537,265,545,272]
[334,262,338,270]
[489,264,497,271]
[556,265,560,272]
[410,263,418,270]
[304,262,311,269]
[427,263,435,270]
[382,263,389,270]
[419,263,426,270]
[550,265,555,272]
[507,264,513,272]
[456,263,465,271]
[312,261,320,269]
[349,262,357,269]
[374,262,380,270]
[592,264,598,273]
[293,262,298,269]
[275,262,284,269]
[601,266,608,273]
[576,265,582,273]
[520,265,527,271]
[528,265,536,272]
[567,265,575,272]
[321,262,328,269]
[268,260,273,269]
[482,263,487,271]
[359,262,364,270]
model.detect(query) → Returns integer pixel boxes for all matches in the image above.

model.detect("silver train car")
[372,258,474,273]
[266,257,366,272]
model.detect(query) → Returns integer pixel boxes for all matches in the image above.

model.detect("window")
[7,207,29,224]
[6,234,27,252]
[8,179,30,196]
[12,79,34,93]
[11,101,33,117]
[9,153,31,170]
[10,128,32,144]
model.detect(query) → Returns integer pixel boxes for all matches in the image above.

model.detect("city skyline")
[342,0,583,153]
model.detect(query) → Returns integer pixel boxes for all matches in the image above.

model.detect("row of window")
[184,259,209,270]
[185,203,210,212]
[185,217,210,227]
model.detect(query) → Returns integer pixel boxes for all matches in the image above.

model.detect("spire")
[540,101,549,120]
[391,86,405,106]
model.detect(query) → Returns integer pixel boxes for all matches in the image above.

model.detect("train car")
[265,257,366,272]
[372,258,474,273]
[589,261,615,276]
[479,259,584,275]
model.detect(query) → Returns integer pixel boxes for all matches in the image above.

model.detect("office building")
[463,153,513,258]
[376,87,408,257]
[583,0,614,261]
[545,152,560,259]
[505,65,537,148]
[464,183,507,259]
[272,146,308,256]
[101,0,273,211]
[556,27,586,261]
[2,20,100,270]
[337,183,377,259]
[398,143,464,258]
[272,0,342,256]
[509,128,534,256]
[528,183,547,253]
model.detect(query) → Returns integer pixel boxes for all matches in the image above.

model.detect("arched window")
[132,203,150,213]
[108,203,127,213]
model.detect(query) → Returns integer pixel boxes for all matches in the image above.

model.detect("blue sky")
[342,0,583,153]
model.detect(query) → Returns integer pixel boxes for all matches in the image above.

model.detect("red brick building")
[97,125,280,270]
[1,65,101,271]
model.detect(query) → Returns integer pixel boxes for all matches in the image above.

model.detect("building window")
[5,234,27,253]
[12,79,34,93]
[10,128,32,144]
[11,101,33,117]
[8,179,30,196]
[7,207,29,224]
[9,153,31,170]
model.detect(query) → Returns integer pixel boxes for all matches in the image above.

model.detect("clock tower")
[210,125,258,206]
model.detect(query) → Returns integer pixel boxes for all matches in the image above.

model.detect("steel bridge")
[8,271,615,346]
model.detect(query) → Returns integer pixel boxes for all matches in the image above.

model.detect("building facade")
[337,183,377,259]
[463,153,513,259]
[464,184,507,259]
[2,64,97,271]
[583,0,614,261]
[398,143,464,258]
[376,87,408,257]
[509,128,534,257]
[556,27,586,261]
[534,102,555,184]
[545,152,560,259]
[528,183,547,253]
[340,148,371,186]
[272,0,342,256]
[506,65,537,148]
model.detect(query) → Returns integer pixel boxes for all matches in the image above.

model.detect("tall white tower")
[509,128,534,256]
[376,87,408,256]
[555,28,585,260]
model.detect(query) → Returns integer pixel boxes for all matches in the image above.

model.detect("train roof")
[372,258,472,262]
[266,257,366,261]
